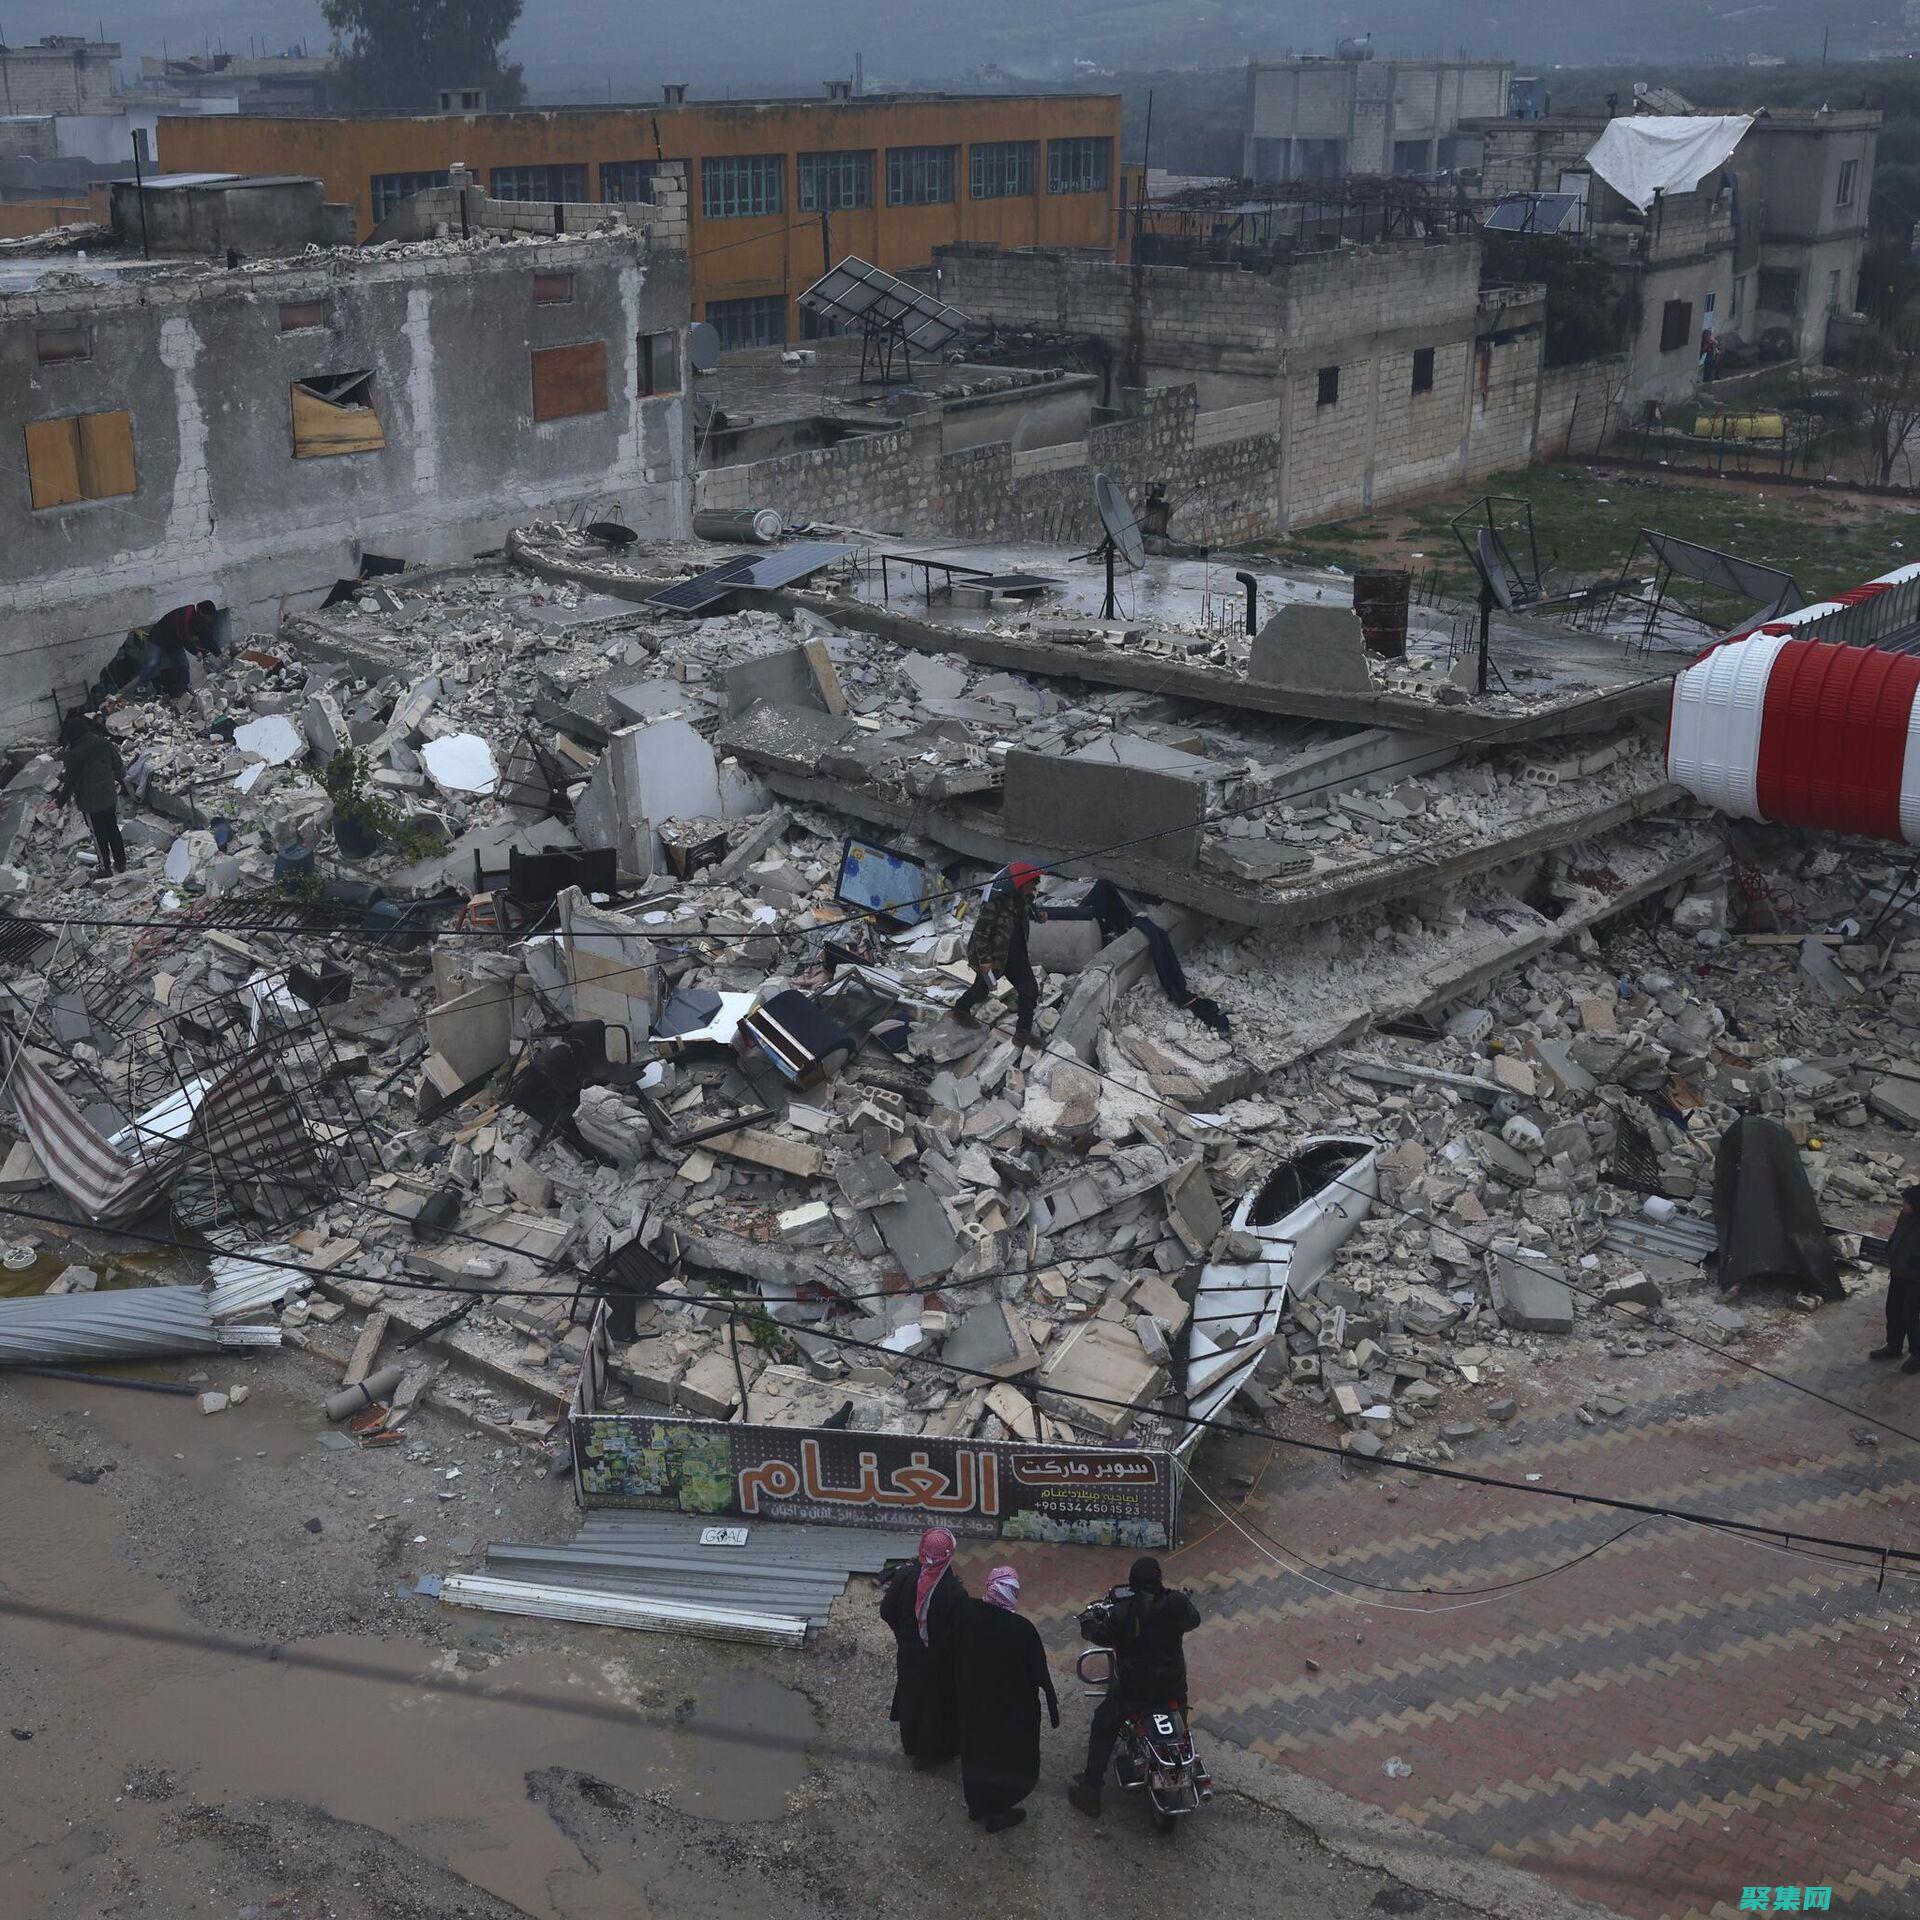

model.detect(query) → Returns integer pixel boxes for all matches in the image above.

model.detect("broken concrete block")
[574,1087,652,1170]
[941,1297,1040,1379]
[1489,1054,1537,1099]
[0,1140,48,1192]
[1036,1316,1166,1439]
[1163,1155,1222,1258]
[198,1391,230,1415]
[707,1127,822,1178]
[1129,1271,1190,1338]
[675,1348,748,1419]
[1248,603,1373,694]
[985,1379,1040,1441]
[1133,1312,1171,1365]
[873,1180,963,1282]
[1869,1078,1920,1129]
[723,646,827,719]
[424,982,514,1086]
[776,1201,836,1245]
[1602,1273,1663,1309]
[1488,1248,1575,1334]
[838,1151,907,1211]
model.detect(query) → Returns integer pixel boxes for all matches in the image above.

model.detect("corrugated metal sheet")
[1602,1214,1718,1265]
[440,1574,809,1646]
[0,1284,222,1366]
[462,1516,920,1634]
[206,1243,309,1321]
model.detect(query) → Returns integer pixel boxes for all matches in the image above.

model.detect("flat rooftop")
[158,90,1121,125]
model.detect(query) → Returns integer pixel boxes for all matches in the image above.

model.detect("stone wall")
[1537,355,1629,458]
[698,383,1281,545]
[1,231,691,741]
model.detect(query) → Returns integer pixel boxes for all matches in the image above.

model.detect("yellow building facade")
[159,93,1124,345]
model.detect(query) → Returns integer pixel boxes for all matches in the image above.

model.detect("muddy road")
[0,1349,1546,1920]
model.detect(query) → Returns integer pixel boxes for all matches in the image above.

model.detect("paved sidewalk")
[990,1290,1920,1920]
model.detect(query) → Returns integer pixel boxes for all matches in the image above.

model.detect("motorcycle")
[1075,1647,1211,1834]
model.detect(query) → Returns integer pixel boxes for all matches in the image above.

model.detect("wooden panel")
[75,409,135,500]
[531,341,608,422]
[24,417,81,510]
[290,382,387,459]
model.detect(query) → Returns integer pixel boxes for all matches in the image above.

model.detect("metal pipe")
[324,1363,404,1421]
[10,1365,198,1396]
[1235,570,1259,635]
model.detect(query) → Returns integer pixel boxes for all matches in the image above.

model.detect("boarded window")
[290,372,386,459]
[639,330,680,396]
[1317,365,1340,407]
[279,300,329,332]
[24,410,136,510]
[35,326,90,364]
[534,272,575,305]
[1658,299,1694,355]
[1412,346,1435,395]
[532,341,608,421]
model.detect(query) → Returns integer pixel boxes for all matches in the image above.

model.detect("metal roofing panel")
[0,1284,222,1366]
[441,1574,808,1645]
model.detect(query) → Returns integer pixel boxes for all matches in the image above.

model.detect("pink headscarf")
[983,1565,1021,1612]
[914,1527,956,1643]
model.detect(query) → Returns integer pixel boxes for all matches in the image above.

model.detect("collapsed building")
[1,169,692,738]
[9,450,1914,1618]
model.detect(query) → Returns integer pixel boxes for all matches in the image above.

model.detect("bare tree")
[1851,300,1920,488]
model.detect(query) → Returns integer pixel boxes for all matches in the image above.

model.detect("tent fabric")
[0,1031,174,1224]
[1710,1116,1842,1300]
[1584,114,1752,214]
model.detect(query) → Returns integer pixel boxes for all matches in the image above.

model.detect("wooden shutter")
[290,380,386,458]
[24,417,82,509]
[76,410,136,498]
[24,410,134,509]
[531,341,608,421]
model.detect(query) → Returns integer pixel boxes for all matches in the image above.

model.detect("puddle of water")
[0,1368,815,1920]
[0,1245,181,1299]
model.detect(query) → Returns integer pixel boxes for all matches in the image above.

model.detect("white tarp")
[1584,114,1752,214]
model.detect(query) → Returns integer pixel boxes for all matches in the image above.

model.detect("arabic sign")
[572,1414,1176,1549]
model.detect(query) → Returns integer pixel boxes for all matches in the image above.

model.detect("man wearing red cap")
[955,862,1047,1048]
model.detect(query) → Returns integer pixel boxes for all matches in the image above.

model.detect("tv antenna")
[1091,471,1145,619]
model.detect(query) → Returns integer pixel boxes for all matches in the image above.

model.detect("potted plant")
[321,748,408,859]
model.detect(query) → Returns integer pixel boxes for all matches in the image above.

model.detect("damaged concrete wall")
[1,230,691,741]
[1536,354,1628,459]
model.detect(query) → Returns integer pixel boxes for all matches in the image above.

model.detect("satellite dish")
[1476,528,1516,612]
[688,321,721,374]
[1095,471,1146,571]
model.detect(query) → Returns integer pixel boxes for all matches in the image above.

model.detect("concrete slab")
[575,714,722,875]
[1249,604,1374,694]
[940,1298,1040,1380]
[608,680,697,725]
[1036,1315,1167,1439]
[1000,748,1204,868]
[722,645,827,719]
[1488,1248,1576,1334]
[873,1181,963,1282]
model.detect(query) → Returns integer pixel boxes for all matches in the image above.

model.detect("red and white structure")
[1666,562,1920,844]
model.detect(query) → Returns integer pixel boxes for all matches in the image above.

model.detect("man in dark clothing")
[130,601,218,700]
[954,1565,1059,1833]
[55,715,127,876]
[1872,1184,1920,1373]
[954,861,1047,1048]
[878,1527,966,1769]
[1068,1555,1202,1817]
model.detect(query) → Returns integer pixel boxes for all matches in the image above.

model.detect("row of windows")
[22,330,680,509]
[1314,346,1439,409]
[370,138,1114,223]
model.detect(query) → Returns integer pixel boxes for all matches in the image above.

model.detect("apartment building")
[159,90,1124,350]
[1244,55,1512,182]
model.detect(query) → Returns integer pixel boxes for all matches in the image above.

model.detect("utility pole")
[821,203,832,274]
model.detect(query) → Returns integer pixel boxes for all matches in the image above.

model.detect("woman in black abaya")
[955,1564,1059,1831]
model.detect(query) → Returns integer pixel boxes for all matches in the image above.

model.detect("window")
[35,326,89,363]
[1047,136,1112,195]
[706,294,787,351]
[1828,267,1843,309]
[970,140,1037,199]
[1658,299,1694,354]
[534,272,574,305]
[601,159,660,203]
[531,342,609,421]
[490,164,587,203]
[290,373,385,459]
[24,410,134,510]
[1730,274,1745,322]
[1704,291,1716,316]
[797,150,874,211]
[1392,138,1431,175]
[1838,157,1859,210]
[1758,268,1799,313]
[1411,346,1435,395]
[370,169,450,223]
[639,330,679,396]
[278,300,328,333]
[1317,365,1340,407]
[887,145,957,206]
[702,154,783,219]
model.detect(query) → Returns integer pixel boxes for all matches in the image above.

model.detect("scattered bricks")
[228,1384,250,1407]
[1290,1353,1322,1385]
[1332,1382,1365,1421]
[1441,1421,1480,1442]
[1133,1313,1171,1365]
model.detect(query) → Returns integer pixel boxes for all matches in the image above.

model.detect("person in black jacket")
[954,1565,1059,1832]
[954,862,1047,1048]
[1068,1556,1201,1817]
[878,1527,966,1769]
[1872,1184,1920,1373]
[54,713,127,876]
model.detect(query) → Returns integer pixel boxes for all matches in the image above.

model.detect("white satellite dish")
[1095,471,1147,570]
[688,320,721,373]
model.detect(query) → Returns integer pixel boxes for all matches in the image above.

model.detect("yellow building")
[159,92,1125,346]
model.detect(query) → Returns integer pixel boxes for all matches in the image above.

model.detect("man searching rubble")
[1873,1184,1920,1373]
[954,861,1048,1050]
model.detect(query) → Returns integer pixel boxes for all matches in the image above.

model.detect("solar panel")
[798,256,970,353]
[1482,193,1582,234]
[648,541,856,615]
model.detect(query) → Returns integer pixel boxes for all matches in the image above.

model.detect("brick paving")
[980,1292,1920,1920]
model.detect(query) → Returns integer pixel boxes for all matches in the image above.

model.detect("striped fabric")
[0,1030,172,1225]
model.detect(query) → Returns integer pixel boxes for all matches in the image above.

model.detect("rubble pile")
[2,536,1911,1484]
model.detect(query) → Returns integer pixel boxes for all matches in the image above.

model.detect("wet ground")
[0,1344,1537,1920]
